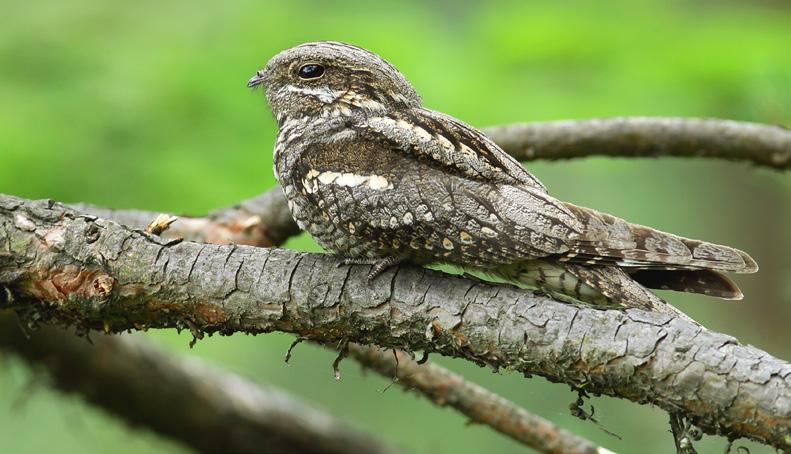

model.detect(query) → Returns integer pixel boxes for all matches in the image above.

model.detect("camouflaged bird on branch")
[248,41,757,320]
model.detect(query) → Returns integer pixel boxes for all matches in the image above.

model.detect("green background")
[1,1,789,452]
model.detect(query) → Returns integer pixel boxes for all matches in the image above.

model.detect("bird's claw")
[335,256,403,281]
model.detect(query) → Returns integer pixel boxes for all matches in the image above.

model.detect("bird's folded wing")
[292,138,578,262]
[355,108,548,192]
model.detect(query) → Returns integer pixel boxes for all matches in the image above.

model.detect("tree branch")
[70,187,299,248]
[2,194,789,450]
[0,311,403,454]
[348,345,610,454]
[668,413,699,454]
[31,197,611,453]
[484,117,791,169]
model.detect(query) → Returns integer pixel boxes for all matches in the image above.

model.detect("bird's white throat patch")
[280,85,386,113]
[283,85,345,104]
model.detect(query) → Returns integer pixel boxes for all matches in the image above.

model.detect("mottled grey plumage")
[248,41,758,317]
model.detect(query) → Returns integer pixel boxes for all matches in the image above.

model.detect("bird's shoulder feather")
[353,107,548,192]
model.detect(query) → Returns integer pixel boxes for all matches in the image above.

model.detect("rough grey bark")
[71,188,299,248]
[20,194,613,454]
[0,312,403,454]
[75,200,609,453]
[2,194,789,450]
[484,117,791,169]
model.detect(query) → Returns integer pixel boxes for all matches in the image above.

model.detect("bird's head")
[248,41,421,123]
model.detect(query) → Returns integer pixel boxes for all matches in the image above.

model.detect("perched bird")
[248,41,757,317]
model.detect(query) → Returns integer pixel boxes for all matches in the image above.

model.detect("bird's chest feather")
[273,122,397,256]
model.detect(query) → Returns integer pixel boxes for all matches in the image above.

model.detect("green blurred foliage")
[1,0,789,452]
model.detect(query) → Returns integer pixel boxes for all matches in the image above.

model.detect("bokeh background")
[1,0,789,452]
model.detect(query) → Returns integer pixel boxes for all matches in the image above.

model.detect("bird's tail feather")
[561,203,758,274]
[628,269,743,300]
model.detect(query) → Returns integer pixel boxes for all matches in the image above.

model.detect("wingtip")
[710,272,745,300]
[737,250,759,273]
[719,288,744,301]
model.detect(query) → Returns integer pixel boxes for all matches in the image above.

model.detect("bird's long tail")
[557,203,758,300]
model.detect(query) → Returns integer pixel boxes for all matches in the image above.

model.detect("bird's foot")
[335,256,403,281]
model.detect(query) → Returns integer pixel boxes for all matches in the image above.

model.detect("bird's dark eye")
[298,64,325,80]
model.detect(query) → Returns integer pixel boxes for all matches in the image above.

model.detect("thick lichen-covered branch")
[0,312,403,454]
[2,194,789,450]
[74,200,608,454]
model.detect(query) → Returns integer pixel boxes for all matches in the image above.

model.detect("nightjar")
[248,41,757,317]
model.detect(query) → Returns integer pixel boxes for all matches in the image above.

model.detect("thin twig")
[669,413,700,454]
[349,344,612,454]
[484,117,790,169]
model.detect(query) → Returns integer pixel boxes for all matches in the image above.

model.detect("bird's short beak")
[247,70,266,88]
